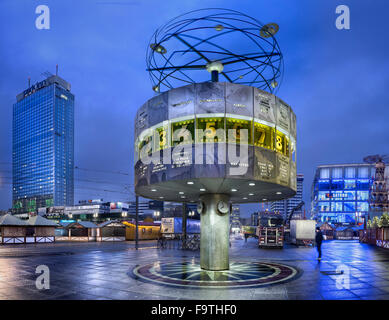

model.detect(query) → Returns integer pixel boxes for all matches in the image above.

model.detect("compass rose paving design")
[131,261,300,289]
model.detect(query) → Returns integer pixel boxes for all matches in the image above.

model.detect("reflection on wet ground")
[0,239,388,300]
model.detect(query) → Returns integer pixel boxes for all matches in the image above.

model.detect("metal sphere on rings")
[260,23,279,38]
[146,8,284,94]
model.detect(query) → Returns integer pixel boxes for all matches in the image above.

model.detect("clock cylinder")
[200,193,230,270]
[134,82,297,271]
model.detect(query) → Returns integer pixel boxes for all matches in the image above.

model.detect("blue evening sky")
[0,0,388,217]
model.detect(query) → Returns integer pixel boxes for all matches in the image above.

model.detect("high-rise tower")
[13,74,74,214]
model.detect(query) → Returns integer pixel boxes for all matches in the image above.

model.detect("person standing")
[315,227,324,260]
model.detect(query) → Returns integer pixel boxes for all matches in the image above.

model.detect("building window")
[345,167,355,178]
[344,202,356,212]
[332,168,342,179]
[318,180,330,190]
[358,167,369,178]
[357,191,369,201]
[357,179,370,190]
[331,201,343,212]
[320,168,330,179]
[357,202,369,212]
[318,202,330,212]
[331,180,344,190]
[344,179,356,190]
[344,191,355,200]
[318,191,328,200]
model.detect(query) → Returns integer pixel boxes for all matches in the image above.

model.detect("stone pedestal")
[200,193,230,271]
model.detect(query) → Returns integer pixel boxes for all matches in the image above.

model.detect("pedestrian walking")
[315,227,323,261]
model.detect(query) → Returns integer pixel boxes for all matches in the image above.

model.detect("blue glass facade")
[12,76,74,213]
[311,164,374,224]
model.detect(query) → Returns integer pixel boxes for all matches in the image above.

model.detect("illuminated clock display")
[196,117,225,143]
[136,114,294,160]
[155,125,168,150]
[254,121,274,150]
[275,130,289,157]
[171,119,195,147]
[226,118,252,144]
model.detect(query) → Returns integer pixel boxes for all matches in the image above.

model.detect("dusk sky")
[0,0,388,217]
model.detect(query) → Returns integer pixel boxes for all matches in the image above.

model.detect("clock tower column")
[199,193,230,271]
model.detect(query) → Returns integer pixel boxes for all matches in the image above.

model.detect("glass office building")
[311,164,375,224]
[12,75,74,213]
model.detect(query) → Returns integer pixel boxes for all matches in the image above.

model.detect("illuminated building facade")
[12,75,74,213]
[311,164,375,224]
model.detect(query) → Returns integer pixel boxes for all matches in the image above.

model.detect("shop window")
[357,202,369,212]
[331,201,343,212]
[318,202,330,212]
[344,202,356,212]
[318,191,328,200]
[357,191,369,201]
[344,191,355,200]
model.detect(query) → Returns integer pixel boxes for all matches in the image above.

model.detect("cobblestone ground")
[0,238,388,300]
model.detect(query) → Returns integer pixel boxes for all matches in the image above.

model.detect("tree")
[372,216,380,228]
[379,213,389,227]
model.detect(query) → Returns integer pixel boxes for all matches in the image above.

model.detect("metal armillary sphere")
[146,8,283,93]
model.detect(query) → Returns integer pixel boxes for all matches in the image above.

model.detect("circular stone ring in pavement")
[130,260,300,289]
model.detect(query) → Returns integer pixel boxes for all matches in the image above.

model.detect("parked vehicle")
[290,219,316,246]
[256,212,284,248]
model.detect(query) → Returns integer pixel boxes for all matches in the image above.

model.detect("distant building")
[239,217,251,226]
[311,164,375,224]
[251,212,259,226]
[271,174,304,220]
[230,204,240,225]
[12,74,74,214]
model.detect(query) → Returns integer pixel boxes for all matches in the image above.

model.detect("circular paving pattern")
[131,260,299,289]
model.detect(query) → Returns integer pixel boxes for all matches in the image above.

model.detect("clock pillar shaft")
[200,193,230,271]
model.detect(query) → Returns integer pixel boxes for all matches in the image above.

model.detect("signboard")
[276,153,290,187]
[276,98,290,132]
[161,217,176,233]
[254,148,276,182]
[226,83,253,117]
[195,82,225,114]
[253,88,276,124]
[168,85,195,119]
[148,91,168,127]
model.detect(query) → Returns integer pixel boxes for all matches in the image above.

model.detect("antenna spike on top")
[56,64,58,76]
[28,77,31,87]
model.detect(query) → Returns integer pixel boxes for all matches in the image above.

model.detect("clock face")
[217,200,229,214]
[197,201,204,214]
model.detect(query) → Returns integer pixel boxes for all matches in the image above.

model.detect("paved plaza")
[0,239,388,300]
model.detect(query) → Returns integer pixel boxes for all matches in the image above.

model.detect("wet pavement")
[0,238,388,300]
